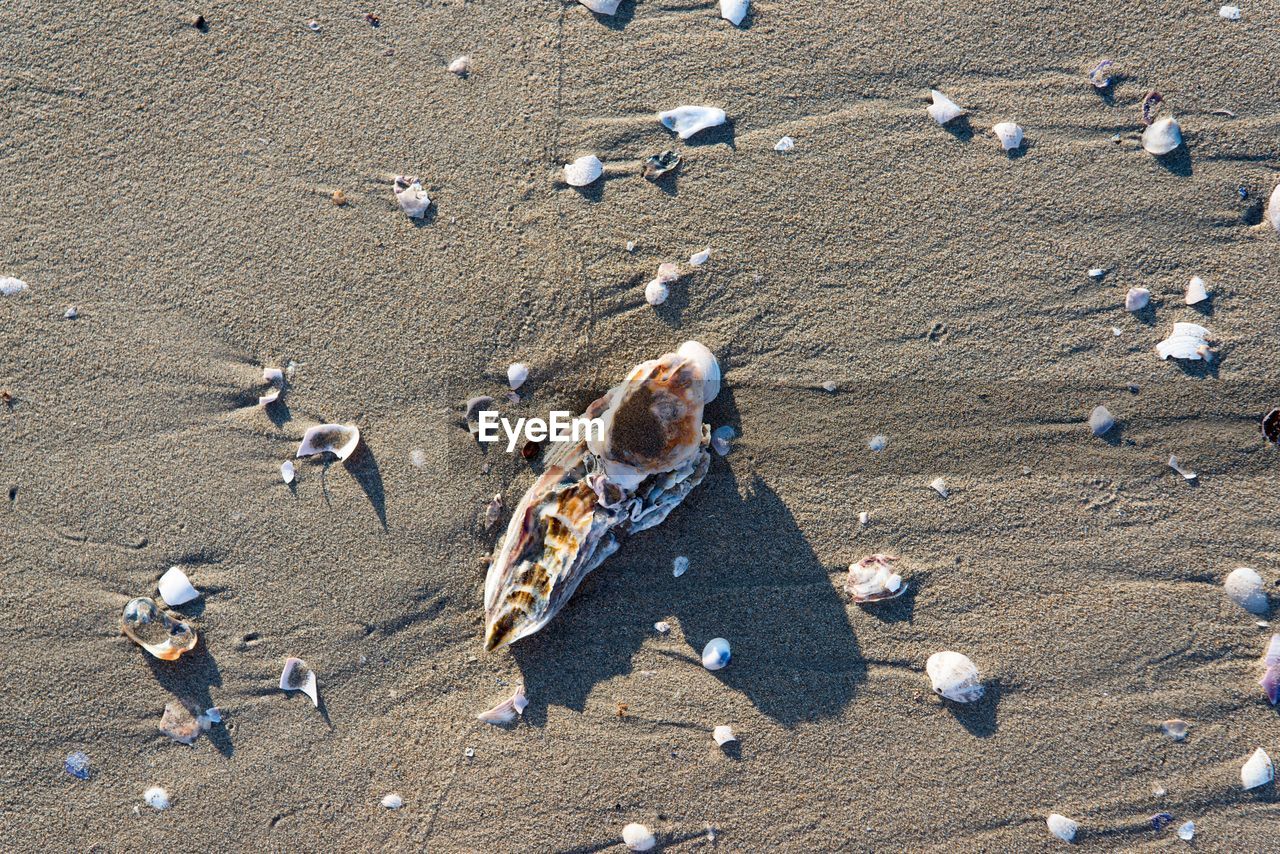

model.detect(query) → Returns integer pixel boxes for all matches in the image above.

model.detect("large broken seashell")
[579,0,621,14]
[280,657,319,706]
[926,650,983,702]
[720,0,748,26]
[991,122,1024,151]
[1156,323,1213,361]
[297,423,360,462]
[477,684,528,724]
[483,342,720,650]
[623,823,656,851]
[157,566,199,607]
[927,90,966,125]
[394,176,431,218]
[563,155,602,187]
[658,106,727,140]
[1225,566,1268,614]
[1242,747,1273,790]
[845,554,906,603]
[122,598,198,661]
[1142,117,1182,155]
[1046,813,1078,843]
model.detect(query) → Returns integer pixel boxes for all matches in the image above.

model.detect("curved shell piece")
[658,105,727,140]
[482,343,720,651]
[1156,323,1212,361]
[845,554,905,603]
[1225,567,1268,614]
[927,90,966,125]
[297,423,360,462]
[122,597,197,661]
[713,725,737,745]
[1046,813,1078,843]
[1142,117,1182,155]
[579,0,621,14]
[280,657,319,706]
[926,650,984,702]
[720,0,748,25]
[991,122,1024,151]
[1242,747,1273,790]
[477,684,528,724]
[157,566,199,607]
[563,155,602,187]
[1185,276,1209,305]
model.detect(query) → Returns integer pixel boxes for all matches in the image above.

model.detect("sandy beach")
[4,1,1280,849]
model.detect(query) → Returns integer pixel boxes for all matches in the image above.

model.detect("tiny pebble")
[858,511,869,526]
[410,449,426,467]
[929,476,949,498]
[464,747,475,758]
[654,621,670,634]
[1219,5,1241,20]
[775,136,795,152]
[626,241,636,252]
[1088,268,1107,279]
[821,380,837,392]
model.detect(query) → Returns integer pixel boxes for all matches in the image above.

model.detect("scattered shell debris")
[845,554,906,603]
[280,657,319,707]
[1161,719,1189,741]
[143,786,171,811]
[122,598,198,661]
[381,793,404,810]
[713,725,737,746]
[1125,287,1150,312]
[563,155,603,188]
[927,90,966,125]
[1088,405,1114,436]
[643,150,681,181]
[1156,323,1213,361]
[1046,813,1078,843]
[157,566,199,607]
[926,650,983,702]
[702,637,731,671]
[477,684,528,725]
[719,0,748,26]
[644,262,680,306]
[672,556,689,578]
[1185,276,1209,305]
[929,477,949,498]
[1241,747,1273,790]
[1168,455,1196,481]
[281,460,296,483]
[393,176,431,219]
[658,105,727,140]
[991,122,1024,151]
[774,136,795,152]
[622,823,656,852]
[297,424,360,462]
[1225,567,1268,615]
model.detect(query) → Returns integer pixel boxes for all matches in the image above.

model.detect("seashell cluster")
[297,423,360,462]
[1241,747,1273,790]
[122,597,198,661]
[482,342,720,650]
[1225,566,1268,614]
[1156,323,1212,361]
[926,90,966,126]
[845,554,906,603]
[926,650,984,702]
[658,106,727,140]
[645,262,680,306]
[563,155,602,187]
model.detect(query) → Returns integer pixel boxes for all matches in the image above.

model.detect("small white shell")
[926,650,984,703]
[654,621,671,634]
[672,556,689,578]
[447,56,471,75]
[1156,323,1212,361]
[1268,184,1280,233]
[929,477,949,498]
[1125,287,1151,311]
[719,0,748,25]
[394,176,431,218]
[507,362,529,390]
[297,423,360,462]
[991,122,1024,151]
[712,725,737,746]
[622,823,656,851]
[381,793,404,809]
[563,155,602,187]
[702,637,731,670]
[1088,268,1107,279]
[1185,276,1209,305]
[281,460,296,483]
[143,786,170,810]
[644,279,669,306]
[259,367,283,406]
[868,435,887,452]
[1088,405,1115,436]
[658,105,727,140]
[774,136,795,152]
[689,247,711,266]
[579,0,621,14]
[1168,455,1197,480]
[926,90,966,125]
[1242,747,1273,790]
[1142,116,1183,155]
[279,657,319,707]
[1046,813,1078,843]
[845,554,905,603]
[477,685,528,725]
[157,566,200,607]
[1177,821,1195,841]
[1225,567,1269,615]
[1220,6,1241,20]
[0,276,28,296]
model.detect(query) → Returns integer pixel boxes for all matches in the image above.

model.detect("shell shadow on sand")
[509,473,865,727]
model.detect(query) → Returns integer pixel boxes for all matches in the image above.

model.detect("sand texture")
[3,0,1280,850]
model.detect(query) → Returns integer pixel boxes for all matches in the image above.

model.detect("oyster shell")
[122,598,198,661]
[483,342,720,651]
[926,650,983,702]
[845,554,906,603]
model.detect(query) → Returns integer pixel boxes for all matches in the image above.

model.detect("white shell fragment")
[563,155,603,187]
[447,56,471,75]
[845,554,906,603]
[929,477,949,498]
[927,90,966,125]
[658,105,727,140]
[1177,821,1195,841]
[0,276,28,296]
[868,435,887,452]
[775,136,795,152]
[1156,323,1213,361]
[622,823,656,852]
[281,460,296,484]
[1185,276,1209,305]
[143,786,170,811]
[507,362,529,390]
[1220,6,1241,20]
[1088,405,1115,436]
[719,0,748,26]
[259,367,284,406]
[702,637,731,671]
[381,793,404,810]
[157,566,199,607]
[689,247,711,266]
[1142,116,1183,155]
[477,684,528,725]
[1161,719,1190,741]
[1125,287,1151,311]
[1225,567,1269,615]
[991,122,1024,151]
[672,556,689,578]
[644,262,680,306]
[1168,455,1197,481]
[279,657,319,707]
[579,0,621,14]
[712,725,737,746]
[297,423,360,462]
[394,176,431,218]
[1268,184,1280,233]
[1242,747,1273,790]
[1046,814,1078,843]
[1088,268,1107,279]
[926,650,984,703]
[654,621,671,634]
